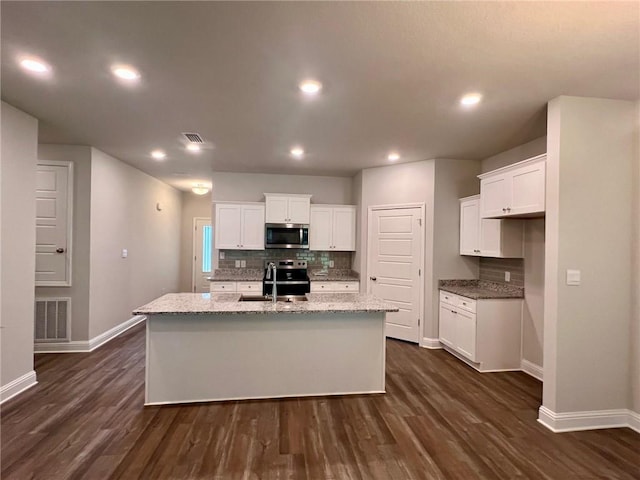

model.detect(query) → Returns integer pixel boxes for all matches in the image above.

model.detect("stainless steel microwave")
[265,223,309,249]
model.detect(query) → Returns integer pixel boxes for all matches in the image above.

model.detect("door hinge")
[418,318,421,326]
[419,269,421,276]
[418,218,422,226]
[194,256,197,261]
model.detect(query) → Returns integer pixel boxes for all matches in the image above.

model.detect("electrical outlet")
[219,251,225,259]
[566,269,581,286]
[235,260,241,268]
[121,249,128,258]
[505,271,510,282]
[329,260,335,268]
[241,260,246,268]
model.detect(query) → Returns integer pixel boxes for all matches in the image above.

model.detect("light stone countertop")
[208,269,360,282]
[438,280,524,299]
[133,292,398,316]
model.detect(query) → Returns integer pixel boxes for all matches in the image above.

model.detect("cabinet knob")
[502,208,506,212]
[370,276,377,281]
[56,247,65,253]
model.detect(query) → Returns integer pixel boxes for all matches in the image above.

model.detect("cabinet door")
[309,207,332,251]
[509,160,545,215]
[479,218,501,257]
[456,309,477,361]
[265,196,289,223]
[215,204,242,249]
[480,174,510,218]
[332,207,356,251]
[240,205,265,250]
[459,199,480,255]
[288,197,311,224]
[438,303,456,348]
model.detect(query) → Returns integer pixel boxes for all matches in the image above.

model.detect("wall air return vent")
[34,297,71,342]
[182,132,204,144]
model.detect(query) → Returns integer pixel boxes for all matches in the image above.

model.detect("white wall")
[544,96,635,414]
[36,145,92,341]
[179,192,212,292]
[1,102,38,394]
[632,100,640,414]
[88,149,182,339]
[481,136,547,369]
[359,159,479,343]
[211,172,353,204]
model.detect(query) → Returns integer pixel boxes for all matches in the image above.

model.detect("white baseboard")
[34,315,145,353]
[1,370,37,404]
[520,359,543,381]
[420,337,443,349]
[538,406,640,433]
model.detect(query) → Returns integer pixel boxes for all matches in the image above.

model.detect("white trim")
[35,160,74,287]
[420,337,443,349]
[538,406,639,433]
[477,153,546,179]
[192,217,211,293]
[34,315,145,353]
[367,203,425,344]
[442,345,521,373]
[520,359,544,381]
[0,370,37,404]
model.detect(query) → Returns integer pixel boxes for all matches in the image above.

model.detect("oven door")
[265,224,309,249]
[263,280,310,296]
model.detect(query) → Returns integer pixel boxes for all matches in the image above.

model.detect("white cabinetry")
[210,281,262,293]
[264,194,312,224]
[215,203,265,250]
[479,154,546,218]
[459,195,524,258]
[309,205,356,251]
[438,290,522,371]
[310,281,360,293]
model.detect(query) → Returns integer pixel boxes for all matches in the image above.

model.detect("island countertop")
[133,292,398,316]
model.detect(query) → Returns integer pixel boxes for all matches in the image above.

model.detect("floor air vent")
[35,297,71,342]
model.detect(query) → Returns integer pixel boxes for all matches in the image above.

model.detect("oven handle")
[263,280,310,285]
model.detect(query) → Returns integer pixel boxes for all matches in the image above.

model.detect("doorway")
[367,205,425,343]
[192,217,212,293]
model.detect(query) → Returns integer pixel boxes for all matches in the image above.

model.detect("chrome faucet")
[266,262,277,304]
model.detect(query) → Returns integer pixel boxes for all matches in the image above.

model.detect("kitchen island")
[133,292,397,406]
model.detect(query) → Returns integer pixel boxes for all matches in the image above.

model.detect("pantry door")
[192,217,212,293]
[367,205,424,343]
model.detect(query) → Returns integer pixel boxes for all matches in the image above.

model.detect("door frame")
[366,203,426,341]
[192,216,212,293]
[35,160,74,287]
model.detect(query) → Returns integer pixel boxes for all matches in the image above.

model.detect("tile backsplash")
[479,257,524,287]
[219,250,353,271]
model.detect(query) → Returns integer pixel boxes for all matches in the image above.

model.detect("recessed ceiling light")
[111,65,140,81]
[388,152,400,162]
[151,149,166,160]
[460,93,483,106]
[290,147,305,158]
[19,58,50,73]
[299,80,322,95]
[186,144,201,152]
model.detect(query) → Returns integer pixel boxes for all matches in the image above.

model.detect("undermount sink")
[239,295,308,303]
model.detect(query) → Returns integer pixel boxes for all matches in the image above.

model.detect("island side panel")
[145,312,386,405]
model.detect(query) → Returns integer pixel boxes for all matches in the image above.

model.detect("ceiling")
[1,2,638,191]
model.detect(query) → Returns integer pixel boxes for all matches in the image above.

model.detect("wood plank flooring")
[1,322,639,479]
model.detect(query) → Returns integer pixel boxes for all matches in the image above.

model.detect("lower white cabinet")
[438,290,522,371]
[310,281,360,293]
[210,281,262,293]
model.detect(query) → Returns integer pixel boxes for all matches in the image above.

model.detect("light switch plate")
[566,269,581,286]
[505,271,510,282]
[329,260,335,268]
[121,249,128,258]
[241,260,246,267]
[219,251,225,259]
[235,260,241,268]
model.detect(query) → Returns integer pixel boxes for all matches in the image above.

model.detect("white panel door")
[215,204,242,249]
[192,218,212,293]
[309,207,332,250]
[241,205,265,249]
[368,207,422,343]
[36,162,72,286]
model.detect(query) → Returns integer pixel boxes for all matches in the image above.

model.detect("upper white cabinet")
[309,205,356,251]
[479,154,546,218]
[264,194,312,224]
[215,203,265,250]
[459,195,524,258]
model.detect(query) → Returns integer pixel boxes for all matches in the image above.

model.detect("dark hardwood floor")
[1,322,639,479]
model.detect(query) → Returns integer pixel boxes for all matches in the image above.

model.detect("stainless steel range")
[262,260,310,298]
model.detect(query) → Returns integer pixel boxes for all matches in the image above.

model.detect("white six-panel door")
[367,206,423,343]
[36,161,73,286]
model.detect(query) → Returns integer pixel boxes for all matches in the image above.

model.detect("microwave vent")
[182,132,204,144]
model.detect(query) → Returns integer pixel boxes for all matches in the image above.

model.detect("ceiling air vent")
[182,132,204,144]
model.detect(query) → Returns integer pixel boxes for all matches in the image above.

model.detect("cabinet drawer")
[456,296,476,313]
[210,282,236,292]
[440,291,457,306]
[332,281,360,292]
[236,282,262,292]
[310,282,334,292]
